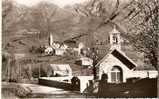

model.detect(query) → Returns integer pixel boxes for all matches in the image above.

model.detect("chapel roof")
[111,49,136,69]
[95,49,137,70]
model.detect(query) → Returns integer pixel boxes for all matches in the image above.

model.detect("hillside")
[2,0,133,54]
[1,0,141,64]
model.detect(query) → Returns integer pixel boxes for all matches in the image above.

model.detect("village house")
[47,34,68,56]
[80,56,93,67]
[75,46,93,68]
[47,64,72,77]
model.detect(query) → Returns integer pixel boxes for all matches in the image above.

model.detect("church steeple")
[109,25,121,50]
[49,33,53,46]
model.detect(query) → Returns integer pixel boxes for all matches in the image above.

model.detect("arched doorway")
[110,66,123,83]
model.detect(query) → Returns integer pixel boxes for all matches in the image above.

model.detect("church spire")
[49,33,53,46]
[109,25,121,50]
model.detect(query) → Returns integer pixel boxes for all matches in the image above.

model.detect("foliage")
[39,66,48,77]
[3,84,32,98]
[101,73,108,81]
[97,78,157,97]
[32,67,39,78]
[21,64,32,80]
[15,85,32,98]
[29,46,45,54]
[32,66,48,78]
[124,0,159,70]
[123,0,159,97]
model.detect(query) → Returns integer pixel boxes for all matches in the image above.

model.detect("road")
[2,82,92,98]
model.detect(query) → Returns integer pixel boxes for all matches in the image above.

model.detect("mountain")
[2,0,133,54]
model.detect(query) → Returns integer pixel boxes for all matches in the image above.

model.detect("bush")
[3,84,32,98]
[15,85,32,98]
[9,79,17,83]
[101,73,108,81]
[32,66,48,78]
[21,66,32,80]
[127,77,140,83]
[40,68,47,77]
[32,67,39,78]
[29,46,45,54]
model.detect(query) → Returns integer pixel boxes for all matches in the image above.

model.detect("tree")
[123,0,159,97]
[90,48,99,80]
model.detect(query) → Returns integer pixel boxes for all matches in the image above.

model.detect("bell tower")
[49,33,53,46]
[109,25,121,50]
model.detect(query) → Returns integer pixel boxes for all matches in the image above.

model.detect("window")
[112,34,118,44]
[111,66,122,83]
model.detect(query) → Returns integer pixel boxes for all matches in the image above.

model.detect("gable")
[111,49,136,69]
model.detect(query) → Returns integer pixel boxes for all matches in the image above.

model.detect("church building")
[96,26,158,83]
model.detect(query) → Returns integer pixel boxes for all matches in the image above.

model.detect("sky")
[14,0,86,7]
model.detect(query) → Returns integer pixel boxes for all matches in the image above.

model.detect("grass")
[97,78,157,98]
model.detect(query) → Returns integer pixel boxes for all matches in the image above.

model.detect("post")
[29,64,32,80]
[157,65,159,98]
[93,59,97,80]
[7,58,10,81]
[39,65,40,78]
[20,64,21,80]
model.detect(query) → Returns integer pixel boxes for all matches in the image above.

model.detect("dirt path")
[21,83,72,94]
[2,82,87,98]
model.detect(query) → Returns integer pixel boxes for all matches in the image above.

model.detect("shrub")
[15,85,32,98]
[127,77,140,83]
[21,66,32,80]
[29,46,45,54]
[4,84,32,98]
[32,67,39,78]
[40,67,47,77]
[101,73,108,81]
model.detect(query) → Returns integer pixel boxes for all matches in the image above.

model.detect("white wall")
[55,49,65,55]
[99,54,132,83]
[98,53,158,83]
[129,70,158,78]
[78,76,94,93]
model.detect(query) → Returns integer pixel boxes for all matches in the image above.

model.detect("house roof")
[64,39,78,48]
[96,48,137,70]
[111,49,137,69]
[49,64,72,72]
